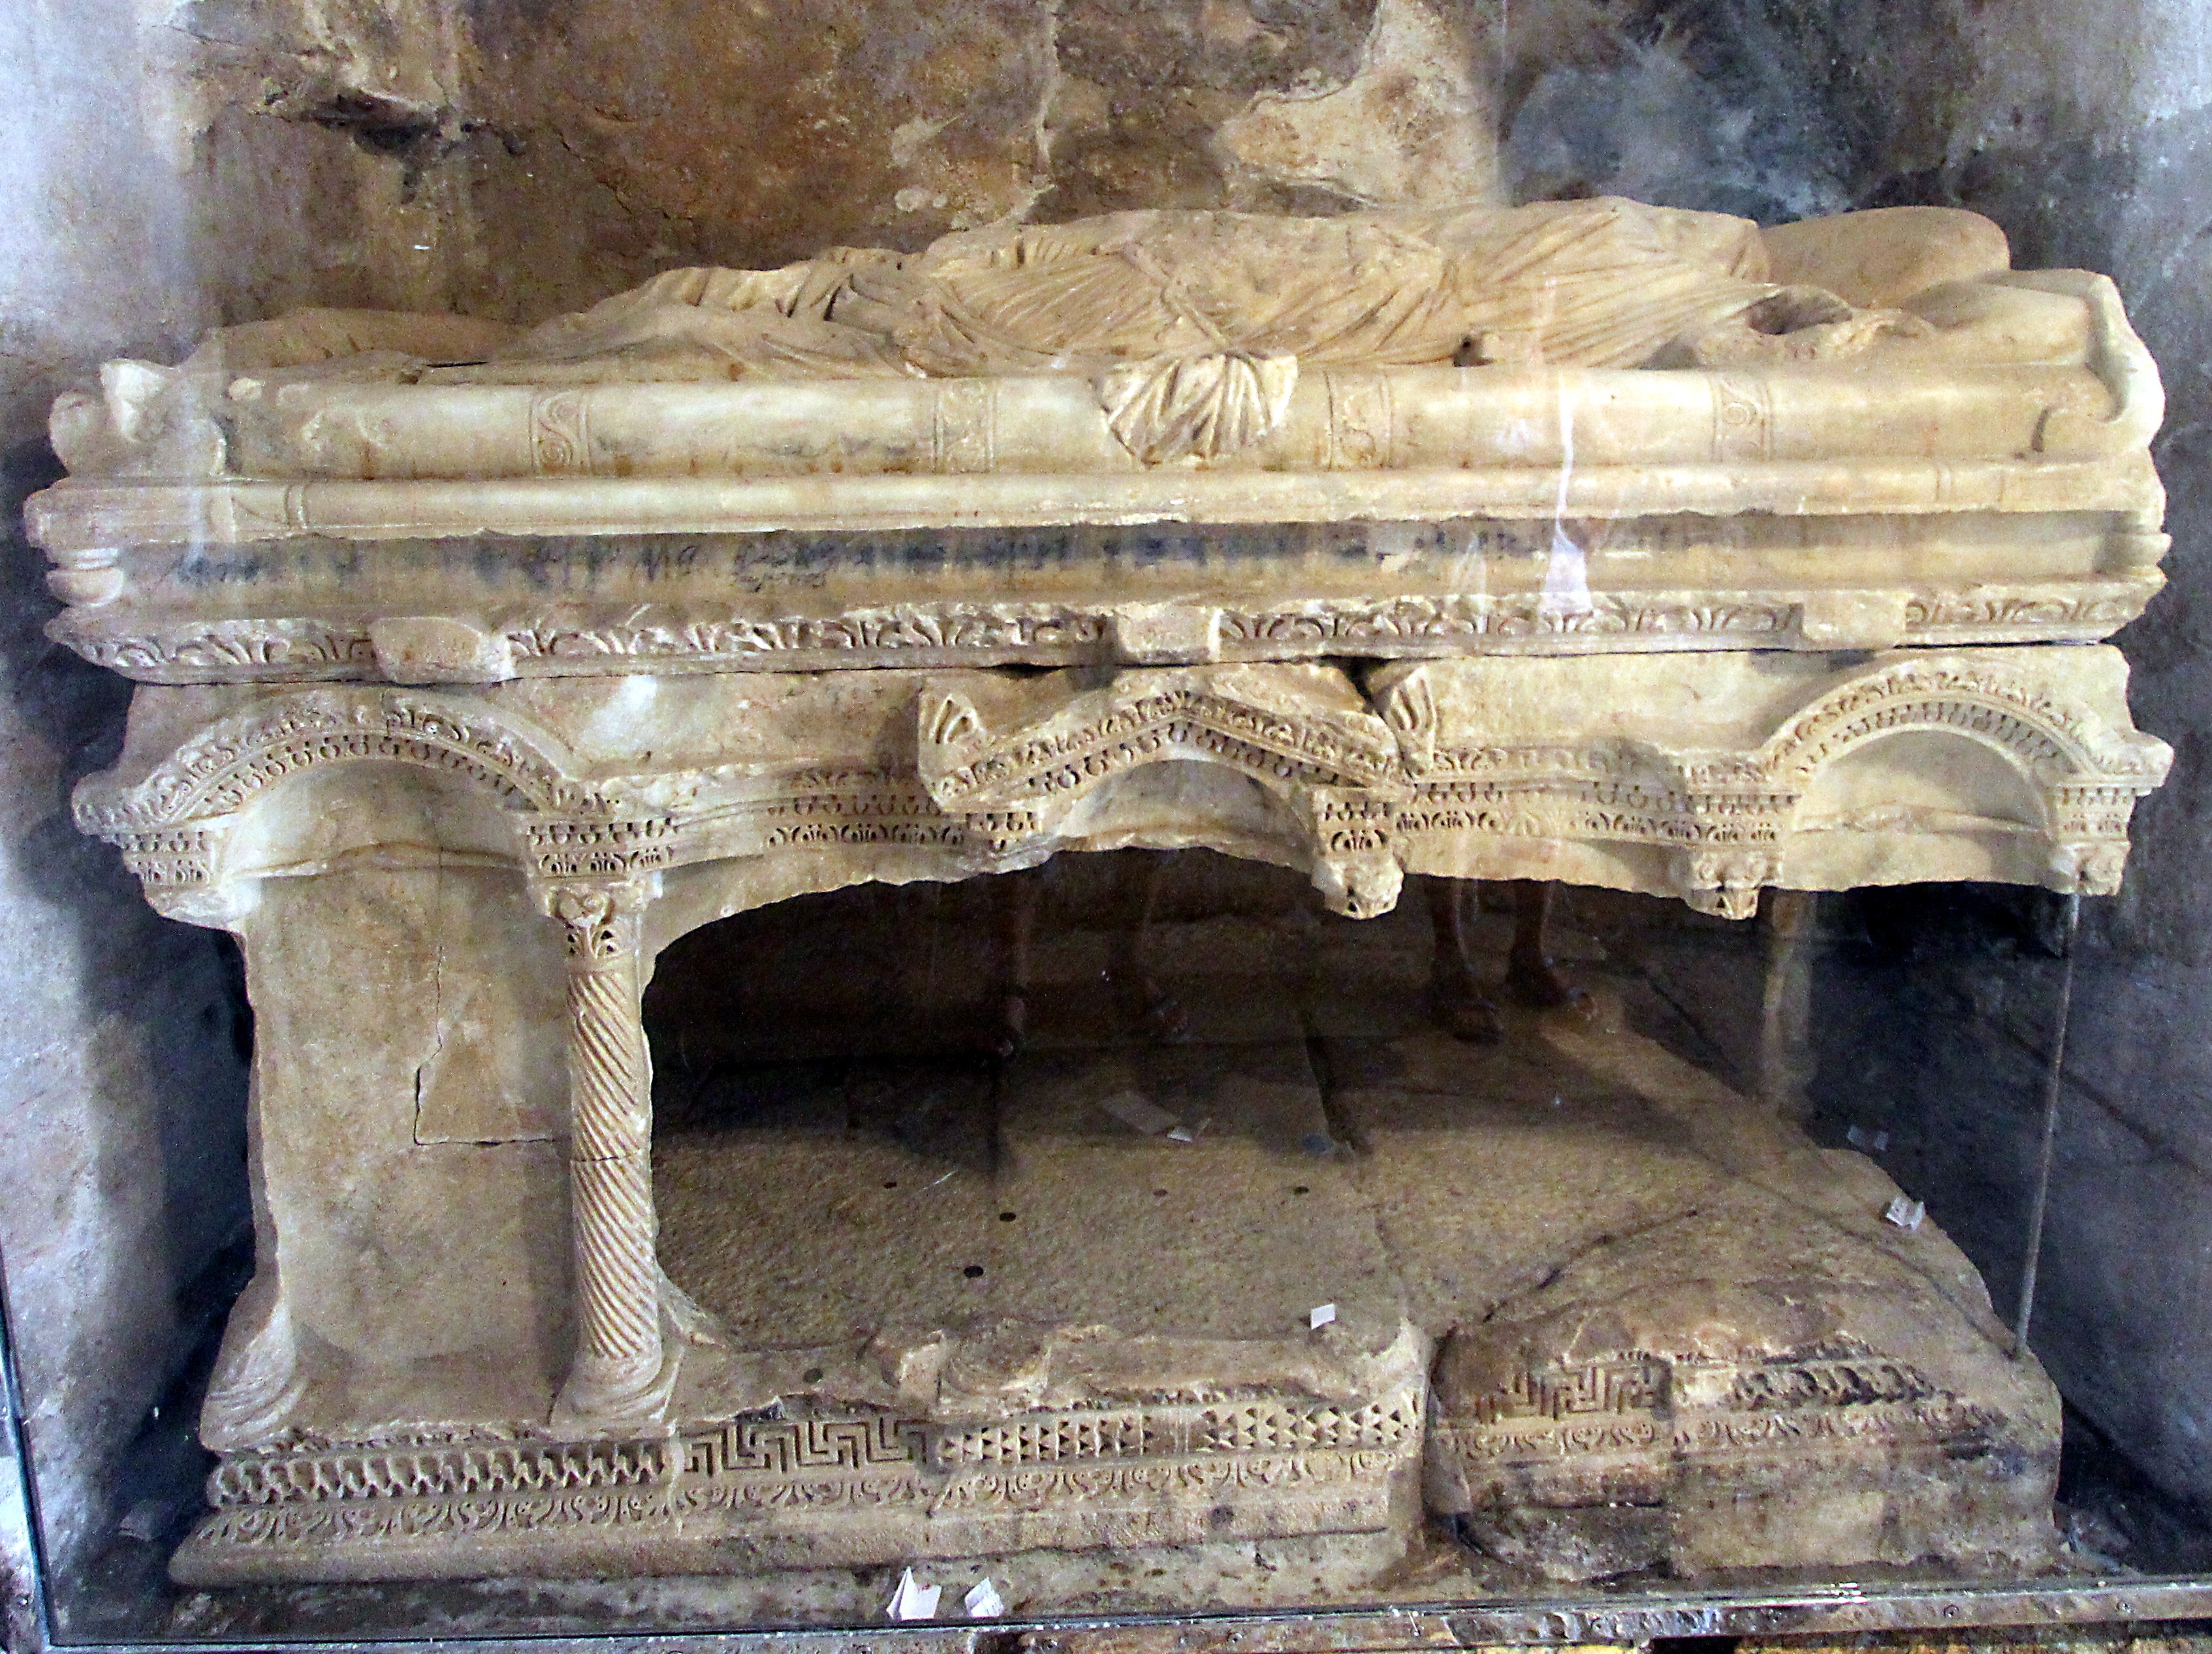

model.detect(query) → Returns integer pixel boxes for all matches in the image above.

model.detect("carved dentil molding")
[75,654,2173,927]
[1759,657,2162,785]
[917,667,1409,915]
[72,687,686,902]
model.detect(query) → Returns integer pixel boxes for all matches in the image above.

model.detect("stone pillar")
[544,881,667,1427]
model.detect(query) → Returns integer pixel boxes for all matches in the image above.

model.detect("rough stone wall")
[0,0,258,1590]
[124,0,1508,330]
[5,0,2212,1599]
[1861,8,2212,1517]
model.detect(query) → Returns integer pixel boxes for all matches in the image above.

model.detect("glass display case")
[3,1,2209,1648]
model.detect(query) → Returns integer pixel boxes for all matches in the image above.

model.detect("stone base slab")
[1423,1198,2062,1580]
[172,1395,1423,1584]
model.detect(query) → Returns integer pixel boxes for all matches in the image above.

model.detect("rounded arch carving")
[915,673,1402,817]
[1759,661,2116,792]
[76,686,592,834]
[1786,726,2053,835]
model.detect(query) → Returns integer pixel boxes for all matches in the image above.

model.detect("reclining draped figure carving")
[24,192,2175,1594]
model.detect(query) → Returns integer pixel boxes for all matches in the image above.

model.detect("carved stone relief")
[1426,1197,2061,1580]
[33,189,2177,1591]
[175,1388,1427,1582]
[58,657,2160,1586]
[78,651,2168,933]
[25,202,2170,693]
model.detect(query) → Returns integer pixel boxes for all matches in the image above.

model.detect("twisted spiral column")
[545,882,665,1424]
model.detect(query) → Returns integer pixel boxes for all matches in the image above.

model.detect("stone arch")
[1760,660,2155,894]
[73,686,596,919]
[74,685,590,837]
[1788,728,2052,837]
[915,668,1406,916]
[917,672,1400,815]
[1760,660,2117,793]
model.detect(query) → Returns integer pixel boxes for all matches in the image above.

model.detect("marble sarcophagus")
[29,196,2172,1588]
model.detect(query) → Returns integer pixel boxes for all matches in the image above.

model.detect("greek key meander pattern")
[190,1350,2013,1553]
[199,1394,1425,1548]
[1464,1354,1935,1425]
[1439,1354,1993,1470]
[1436,1400,2002,1467]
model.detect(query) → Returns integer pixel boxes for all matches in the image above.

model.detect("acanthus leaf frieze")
[42,578,2168,686]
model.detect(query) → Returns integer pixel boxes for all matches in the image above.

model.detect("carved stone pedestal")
[167,975,2064,1593]
[55,640,2157,1589]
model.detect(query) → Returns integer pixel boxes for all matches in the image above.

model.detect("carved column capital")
[1303,785,1404,918]
[1681,849,1783,920]
[104,821,259,929]
[537,876,659,965]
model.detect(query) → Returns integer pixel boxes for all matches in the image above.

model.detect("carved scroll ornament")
[76,649,2170,933]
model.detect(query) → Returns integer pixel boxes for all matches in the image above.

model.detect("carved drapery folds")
[25,233,2171,687]
[543,880,673,1428]
[37,197,2183,1589]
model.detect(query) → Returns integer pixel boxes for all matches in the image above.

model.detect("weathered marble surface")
[36,202,2145,484]
[76,649,2170,933]
[1350,1006,2058,1582]
[159,900,2061,1585]
[8,0,2209,1615]
[1427,1199,2058,1579]
[35,506,2168,685]
[18,60,2180,1604]
[24,201,2170,685]
[55,644,2149,1582]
